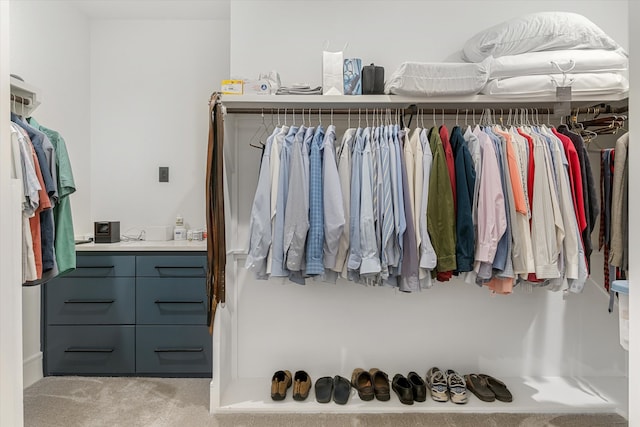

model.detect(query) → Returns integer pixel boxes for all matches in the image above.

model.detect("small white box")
[243,79,271,95]
[145,225,173,241]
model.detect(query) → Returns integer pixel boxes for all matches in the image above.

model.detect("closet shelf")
[10,76,41,116]
[220,93,629,111]
[212,376,627,416]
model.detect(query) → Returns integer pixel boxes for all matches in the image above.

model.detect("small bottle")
[174,215,186,241]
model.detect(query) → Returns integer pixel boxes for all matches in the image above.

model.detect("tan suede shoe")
[271,370,292,400]
[292,370,312,401]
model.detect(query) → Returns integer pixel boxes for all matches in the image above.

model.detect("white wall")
[1,2,24,425]
[9,0,91,388]
[90,19,229,235]
[230,0,628,86]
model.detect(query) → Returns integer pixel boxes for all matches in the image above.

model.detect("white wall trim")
[23,352,43,389]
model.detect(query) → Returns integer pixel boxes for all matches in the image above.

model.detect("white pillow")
[489,48,628,79]
[463,12,621,63]
[384,61,489,96]
[481,72,629,97]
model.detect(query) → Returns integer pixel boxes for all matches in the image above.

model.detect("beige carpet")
[24,377,627,427]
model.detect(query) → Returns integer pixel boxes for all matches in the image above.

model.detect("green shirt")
[427,127,456,272]
[29,118,77,275]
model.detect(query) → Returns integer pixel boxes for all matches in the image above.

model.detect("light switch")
[159,166,169,182]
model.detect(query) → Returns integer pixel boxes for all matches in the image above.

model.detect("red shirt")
[552,128,587,233]
[439,125,457,214]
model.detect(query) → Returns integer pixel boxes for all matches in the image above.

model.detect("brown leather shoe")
[292,370,312,401]
[271,370,292,400]
[369,368,391,401]
[351,368,375,401]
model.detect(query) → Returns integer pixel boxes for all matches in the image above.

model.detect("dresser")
[42,242,211,377]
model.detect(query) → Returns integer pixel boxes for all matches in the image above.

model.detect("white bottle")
[174,215,187,241]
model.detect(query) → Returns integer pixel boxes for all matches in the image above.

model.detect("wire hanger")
[248,109,269,149]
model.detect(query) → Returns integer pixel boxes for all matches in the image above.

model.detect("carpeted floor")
[24,377,628,427]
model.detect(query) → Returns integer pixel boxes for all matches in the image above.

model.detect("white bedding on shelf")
[462,12,621,63]
[488,48,628,79]
[481,72,629,97]
[385,60,489,96]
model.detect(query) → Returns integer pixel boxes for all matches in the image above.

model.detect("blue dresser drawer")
[137,278,207,325]
[46,325,135,375]
[65,254,135,277]
[46,277,135,325]
[136,255,207,278]
[136,325,212,375]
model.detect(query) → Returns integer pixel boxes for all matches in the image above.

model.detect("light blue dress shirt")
[360,127,381,276]
[284,126,309,273]
[347,128,364,280]
[245,127,280,278]
[322,125,345,270]
[271,126,299,277]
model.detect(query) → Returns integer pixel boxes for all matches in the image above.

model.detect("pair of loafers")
[315,375,351,404]
[271,370,312,401]
[351,368,391,401]
[392,372,427,405]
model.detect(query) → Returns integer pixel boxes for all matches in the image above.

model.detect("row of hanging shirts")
[244,106,598,295]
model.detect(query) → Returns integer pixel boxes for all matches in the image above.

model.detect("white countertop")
[76,240,207,252]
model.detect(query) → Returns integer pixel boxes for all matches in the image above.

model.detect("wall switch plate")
[159,166,169,182]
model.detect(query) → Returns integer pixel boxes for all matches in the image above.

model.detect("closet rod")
[10,93,32,106]
[223,104,627,116]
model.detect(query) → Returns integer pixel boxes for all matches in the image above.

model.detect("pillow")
[488,48,628,79]
[384,61,489,96]
[463,12,621,63]
[481,72,629,97]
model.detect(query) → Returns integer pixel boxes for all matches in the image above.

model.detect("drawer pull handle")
[154,300,203,304]
[154,266,204,270]
[79,266,115,269]
[64,299,115,304]
[65,347,114,353]
[154,347,203,353]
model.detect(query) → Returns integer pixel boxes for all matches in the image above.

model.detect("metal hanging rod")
[223,103,627,116]
[10,93,32,106]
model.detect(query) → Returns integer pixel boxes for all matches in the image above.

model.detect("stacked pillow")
[461,12,628,97]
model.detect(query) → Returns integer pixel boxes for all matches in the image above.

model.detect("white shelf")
[220,93,629,110]
[213,376,627,416]
[10,76,41,116]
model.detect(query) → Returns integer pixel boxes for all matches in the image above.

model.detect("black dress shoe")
[407,371,427,402]
[392,374,414,405]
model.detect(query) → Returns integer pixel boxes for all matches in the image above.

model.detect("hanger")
[248,109,269,149]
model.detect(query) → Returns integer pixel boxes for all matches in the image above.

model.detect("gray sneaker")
[426,367,448,402]
[446,369,468,404]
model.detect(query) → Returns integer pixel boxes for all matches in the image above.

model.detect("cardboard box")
[221,79,243,95]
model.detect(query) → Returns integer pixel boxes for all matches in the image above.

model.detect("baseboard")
[23,351,43,388]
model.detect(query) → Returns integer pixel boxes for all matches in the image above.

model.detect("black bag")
[361,63,384,94]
